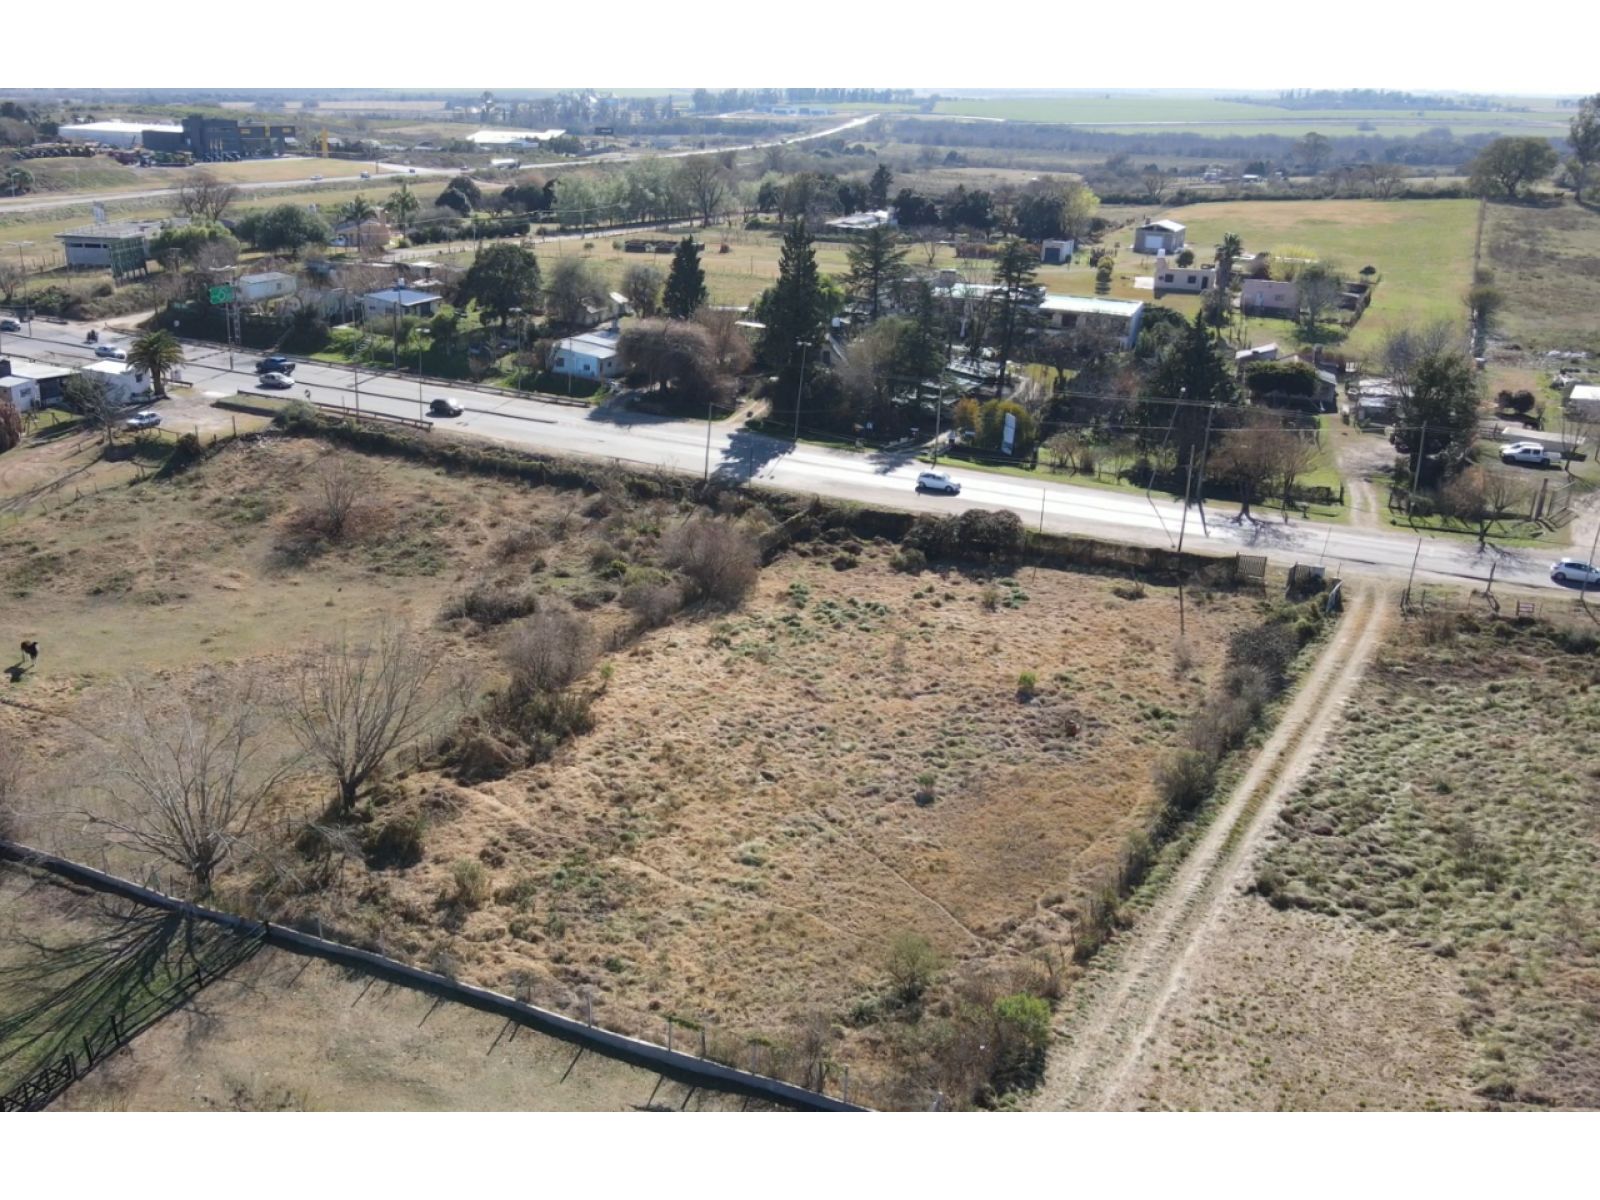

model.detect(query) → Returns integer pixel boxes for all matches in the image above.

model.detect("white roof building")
[468,129,566,147]
[549,329,622,380]
[825,210,896,233]
[57,120,183,148]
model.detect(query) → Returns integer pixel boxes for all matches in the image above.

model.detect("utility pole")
[792,339,811,444]
[930,375,944,467]
[1194,403,1215,537]
[1409,420,1428,510]
[1177,444,1197,552]
[4,241,32,335]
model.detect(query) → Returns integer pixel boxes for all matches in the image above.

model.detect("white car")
[258,372,295,389]
[124,410,161,430]
[916,470,961,495]
[1500,441,1556,467]
[1551,558,1600,587]
[95,344,127,360]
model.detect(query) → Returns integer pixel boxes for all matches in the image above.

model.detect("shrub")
[495,872,539,910]
[620,579,684,628]
[366,813,427,868]
[990,993,1052,1092]
[1016,670,1038,699]
[443,580,538,627]
[663,516,759,607]
[450,859,492,909]
[1225,621,1300,695]
[885,932,941,1004]
[0,399,21,454]
[889,547,927,573]
[1154,749,1217,817]
[501,602,596,696]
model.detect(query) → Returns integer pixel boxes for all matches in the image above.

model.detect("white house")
[1235,343,1280,366]
[81,360,152,406]
[1036,294,1146,349]
[361,288,442,322]
[548,329,622,380]
[1040,238,1076,265]
[0,374,41,412]
[1568,383,1600,420]
[1240,278,1299,318]
[237,272,298,304]
[1133,219,1186,255]
[1153,256,1215,295]
[468,129,566,148]
[1,358,75,404]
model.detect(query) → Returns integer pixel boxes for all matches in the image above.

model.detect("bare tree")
[173,169,239,223]
[694,306,754,376]
[675,156,729,227]
[0,259,22,304]
[1140,166,1168,203]
[85,677,291,896]
[60,373,123,449]
[1296,261,1342,330]
[1208,411,1300,521]
[620,263,664,317]
[1364,162,1407,199]
[911,226,944,268]
[284,622,449,814]
[1275,425,1320,518]
[1441,466,1529,547]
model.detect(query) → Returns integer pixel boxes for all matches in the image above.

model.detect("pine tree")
[758,220,828,427]
[844,226,907,322]
[1141,310,1240,469]
[991,238,1039,397]
[868,163,893,209]
[663,236,708,319]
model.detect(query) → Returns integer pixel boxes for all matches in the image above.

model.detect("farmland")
[1115,610,1600,1109]
[0,421,1272,1108]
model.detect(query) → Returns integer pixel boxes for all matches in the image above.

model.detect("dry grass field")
[0,867,767,1111]
[1483,199,1600,355]
[0,422,1270,1107]
[1118,611,1600,1109]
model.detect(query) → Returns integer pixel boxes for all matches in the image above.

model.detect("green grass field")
[1161,198,1481,357]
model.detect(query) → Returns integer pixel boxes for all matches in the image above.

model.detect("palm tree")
[128,330,184,398]
[1215,232,1244,292]
[385,183,419,235]
[340,194,378,225]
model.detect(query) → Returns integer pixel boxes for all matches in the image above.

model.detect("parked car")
[428,398,463,417]
[258,372,295,389]
[95,344,127,360]
[310,174,323,182]
[256,356,294,375]
[123,410,161,430]
[1501,441,1556,467]
[0,317,20,332]
[1550,558,1600,587]
[916,470,961,495]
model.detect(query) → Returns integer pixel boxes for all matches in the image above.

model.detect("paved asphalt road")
[3,317,1583,597]
[0,116,879,217]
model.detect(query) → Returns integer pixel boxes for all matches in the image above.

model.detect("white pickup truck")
[1500,441,1558,467]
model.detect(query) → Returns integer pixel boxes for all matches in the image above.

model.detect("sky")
[5,0,1593,96]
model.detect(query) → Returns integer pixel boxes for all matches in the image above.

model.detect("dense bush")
[663,516,759,607]
[501,602,596,696]
[443,579,539,627]
[365,814,427,868]
[450,859,492,910]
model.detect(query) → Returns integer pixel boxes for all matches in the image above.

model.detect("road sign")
[208,285,234,305]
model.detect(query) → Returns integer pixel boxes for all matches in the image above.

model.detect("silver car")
[1550,558,1600,587]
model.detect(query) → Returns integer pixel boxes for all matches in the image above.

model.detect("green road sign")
[208,284,234,305]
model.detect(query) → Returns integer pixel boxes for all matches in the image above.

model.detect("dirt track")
[1027,584,1391,1111]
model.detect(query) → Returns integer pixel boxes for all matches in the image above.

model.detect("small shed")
[1040,238,1076,265]
[1133,219,1186,256]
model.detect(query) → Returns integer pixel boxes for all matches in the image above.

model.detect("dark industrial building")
[142,117,297,160]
